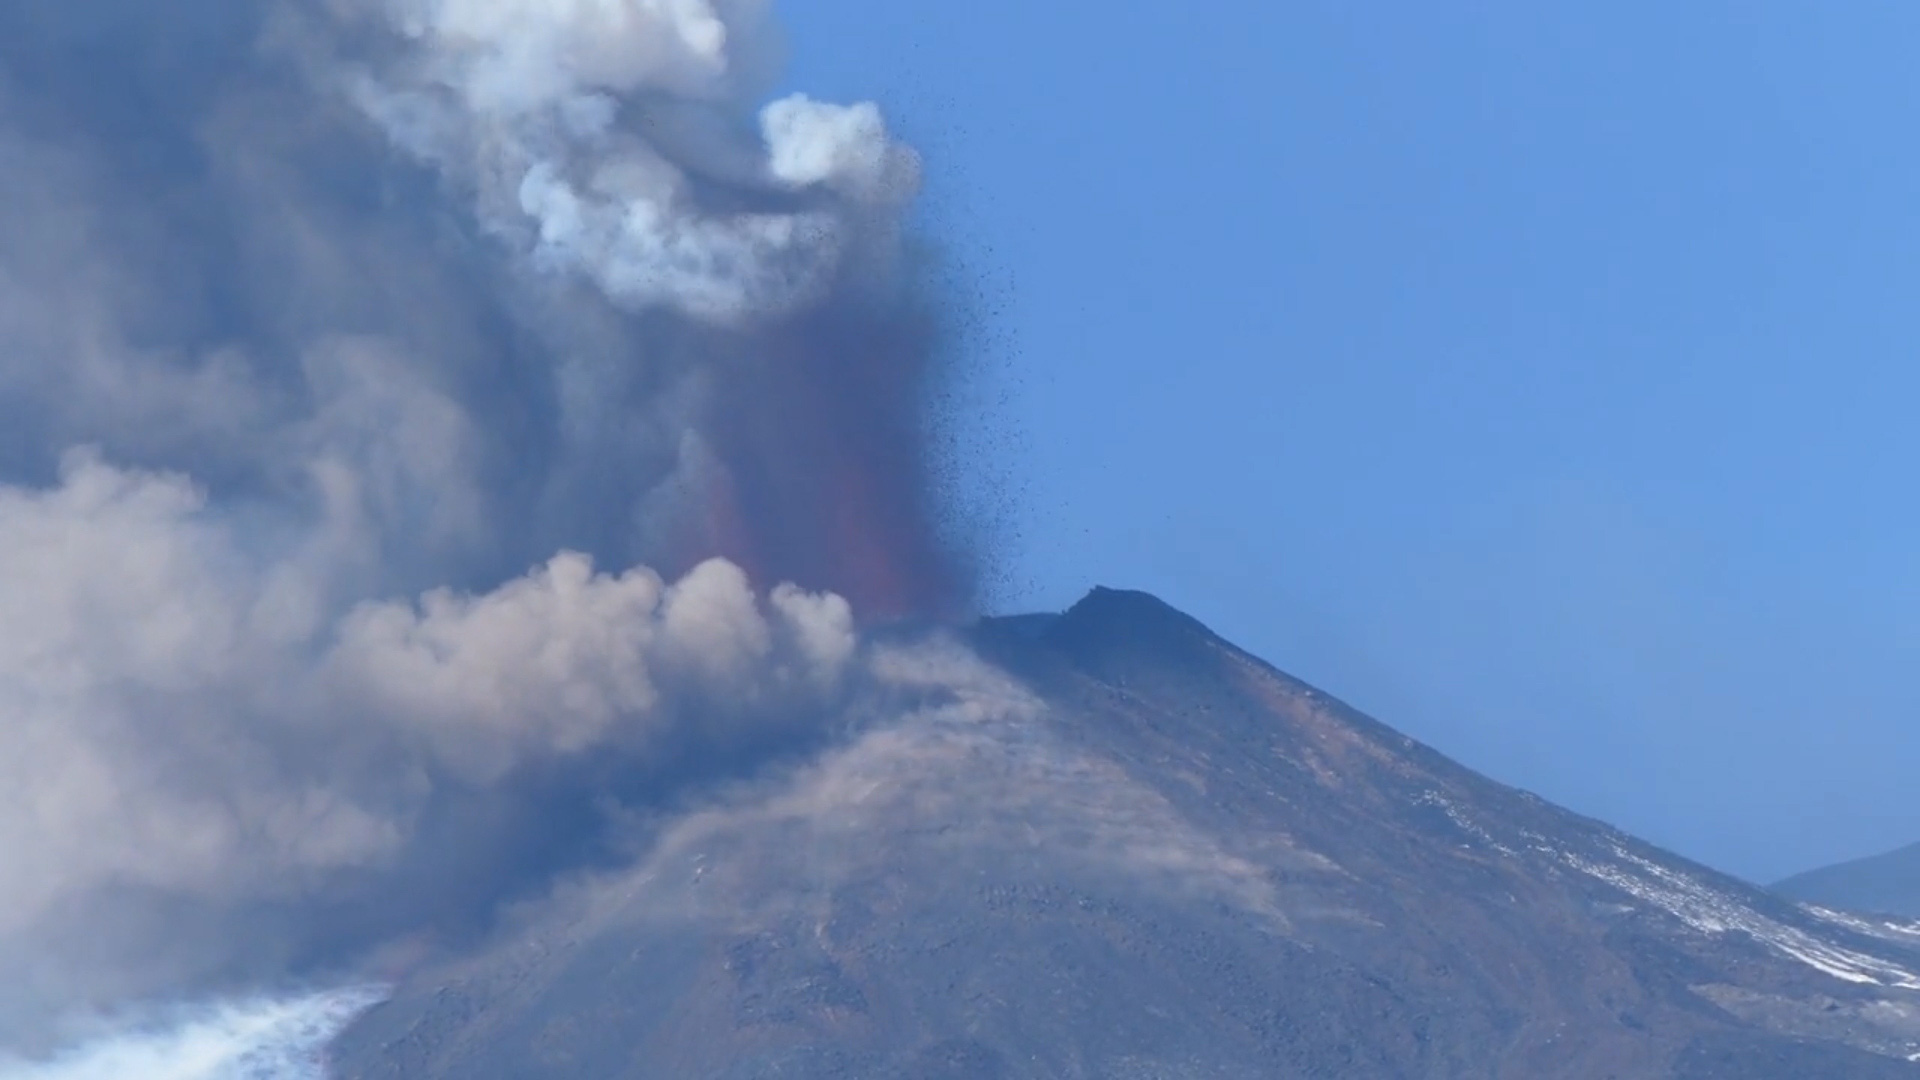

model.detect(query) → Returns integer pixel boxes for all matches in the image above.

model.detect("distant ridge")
[1777,842,1920,919]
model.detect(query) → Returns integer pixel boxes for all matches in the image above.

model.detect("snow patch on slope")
[1415,789,1518,857]
[1554,845,1920,989]
[0,987,383,1080]
[1804,906,1920,946]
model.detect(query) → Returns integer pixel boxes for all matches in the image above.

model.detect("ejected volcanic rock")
[327,590,1920,1079]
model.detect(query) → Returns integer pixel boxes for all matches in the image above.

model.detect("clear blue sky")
[782,3,1920,884]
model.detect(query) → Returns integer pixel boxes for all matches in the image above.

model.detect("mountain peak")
[1047,585,1225,661]
[969,587,1233,691]
[1063,585,1202,626]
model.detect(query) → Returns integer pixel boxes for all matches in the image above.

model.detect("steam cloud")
[343,0,919,321]
[0,0,978,1054]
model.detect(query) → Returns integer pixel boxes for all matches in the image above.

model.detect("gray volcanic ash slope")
[327,589,1920,1079]
[1778,844,1920,921]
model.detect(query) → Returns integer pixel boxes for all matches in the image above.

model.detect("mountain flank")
[327,588,1920,1078]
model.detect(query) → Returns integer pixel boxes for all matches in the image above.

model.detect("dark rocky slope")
[327,589,1920,1078]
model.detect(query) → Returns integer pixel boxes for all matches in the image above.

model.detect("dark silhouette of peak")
[1032,586,1228,673]
[973,586,1220,670]
[1059,585,1219,640]
[1777,842,1920,919]
[329,593,1920,1079]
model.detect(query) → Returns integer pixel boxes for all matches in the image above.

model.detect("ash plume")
[0,0,981,1051]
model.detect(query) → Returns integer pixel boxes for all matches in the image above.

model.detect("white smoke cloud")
[386,0,742,108]
[761,95,906,196]
[341,0,918,320]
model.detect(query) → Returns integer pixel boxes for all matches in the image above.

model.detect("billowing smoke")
[342,0,918,320]
[0,0,981,1054]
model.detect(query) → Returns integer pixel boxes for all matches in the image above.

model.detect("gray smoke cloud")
[0,0,980,1051]
[0,455,860,1039]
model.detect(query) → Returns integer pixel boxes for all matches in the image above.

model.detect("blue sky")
[783,3,1920,883]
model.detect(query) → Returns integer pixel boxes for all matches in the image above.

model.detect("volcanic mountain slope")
[327,589,1920,1079]
[1777,843,1920,921]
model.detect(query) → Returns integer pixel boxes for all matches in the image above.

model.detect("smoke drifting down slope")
[0,0,979,1051]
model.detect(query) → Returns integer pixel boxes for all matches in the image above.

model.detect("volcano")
[325,589,1920,1078]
